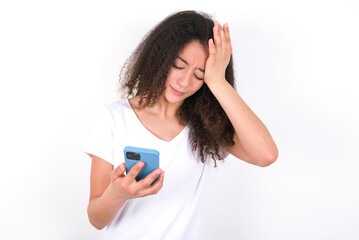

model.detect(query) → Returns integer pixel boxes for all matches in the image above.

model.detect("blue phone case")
[123,146,160,182]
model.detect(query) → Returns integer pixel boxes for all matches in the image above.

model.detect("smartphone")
[123,146,160,182]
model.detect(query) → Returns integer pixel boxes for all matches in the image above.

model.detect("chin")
[164,92,186,104]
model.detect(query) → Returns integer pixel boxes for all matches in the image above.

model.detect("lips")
[170,86,185,96]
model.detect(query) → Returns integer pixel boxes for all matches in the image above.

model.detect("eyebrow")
[177,56,205,73]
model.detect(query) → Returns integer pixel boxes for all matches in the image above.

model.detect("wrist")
[205,78,229,89]
[102,183,128,208]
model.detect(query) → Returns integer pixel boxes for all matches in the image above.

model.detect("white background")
[1,0,358,239]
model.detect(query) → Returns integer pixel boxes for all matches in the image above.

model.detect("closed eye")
[195,74,204,81]
[173,64,184,69]
[173,63,204,81]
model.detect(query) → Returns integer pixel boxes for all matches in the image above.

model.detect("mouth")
[170,86,185,96]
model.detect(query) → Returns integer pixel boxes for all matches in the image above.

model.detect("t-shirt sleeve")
[81,105,114,165]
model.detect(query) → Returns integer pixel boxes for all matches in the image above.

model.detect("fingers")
[208,38,216,57]
[137,171,165,197]
[223,23,232,54]
[111,163,126,181]
[212,21,232,55]
[129,168,165,198]
[139,168,163,186]
[218,23,226,47]
[126,161,145,181]
[213,21,221,48]
[109,162,164,200]
[223,23,231,43]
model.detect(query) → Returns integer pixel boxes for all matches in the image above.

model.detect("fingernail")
[224,23,229,29]
[214,26,218,31]
[138,161,144,167]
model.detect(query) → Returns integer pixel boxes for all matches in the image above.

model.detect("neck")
[130,94,184,121]
[153,94,183,120]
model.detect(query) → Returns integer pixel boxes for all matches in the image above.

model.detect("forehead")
[177,41,208,65]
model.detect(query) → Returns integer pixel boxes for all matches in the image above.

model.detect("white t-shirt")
[82,98,211,240]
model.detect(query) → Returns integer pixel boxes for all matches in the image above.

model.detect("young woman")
[82,10,278,239]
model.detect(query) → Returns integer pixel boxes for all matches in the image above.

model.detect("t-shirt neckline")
[125,98,188,144]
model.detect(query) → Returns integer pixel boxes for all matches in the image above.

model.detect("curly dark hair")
[118,10,235,167]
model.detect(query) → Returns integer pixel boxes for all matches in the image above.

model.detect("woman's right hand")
[107,161,165,202]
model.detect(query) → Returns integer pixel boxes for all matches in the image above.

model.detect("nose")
[177,70,192,88]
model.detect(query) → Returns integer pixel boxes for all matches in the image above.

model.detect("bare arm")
[207,80,278,167]
[87,155,164,230]
[87,156,124,230]
[204,22,278,167]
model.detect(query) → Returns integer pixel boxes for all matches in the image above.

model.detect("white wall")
[1,0,358,239]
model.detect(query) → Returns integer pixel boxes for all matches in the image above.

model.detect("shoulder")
[103,98,131,115]
[91,98,131,127]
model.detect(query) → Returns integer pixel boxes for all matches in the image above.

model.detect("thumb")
[111,163,126,181]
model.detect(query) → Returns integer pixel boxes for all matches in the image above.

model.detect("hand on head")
[204,21,233,85]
